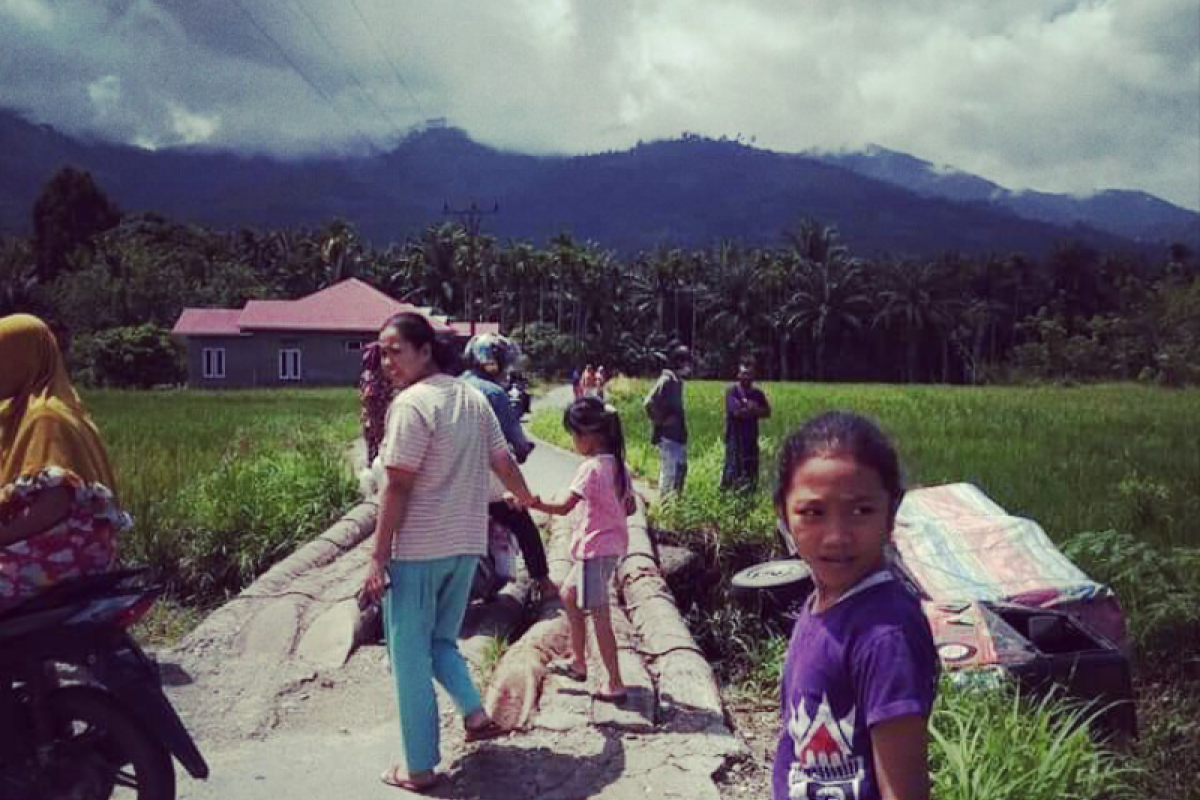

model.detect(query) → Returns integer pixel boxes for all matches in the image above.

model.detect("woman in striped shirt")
[360,312,536,794]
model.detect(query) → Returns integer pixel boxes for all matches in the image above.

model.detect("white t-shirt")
[381,373,509,560]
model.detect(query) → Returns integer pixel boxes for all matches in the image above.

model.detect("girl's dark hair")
[382,312,462,375]
[773,411,905,520]
[564,397,630,502]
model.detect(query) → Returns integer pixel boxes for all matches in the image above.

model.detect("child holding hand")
[773,411,938,800]
[533,397,635,703]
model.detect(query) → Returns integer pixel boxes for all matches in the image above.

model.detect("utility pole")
[443,200,499,335]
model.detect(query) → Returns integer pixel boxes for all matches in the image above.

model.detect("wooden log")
[617,501,726,730]
[588,607,656,732]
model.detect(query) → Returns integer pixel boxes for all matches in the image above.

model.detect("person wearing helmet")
[461,334,556,599]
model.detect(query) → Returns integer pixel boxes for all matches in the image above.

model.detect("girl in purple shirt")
[772,411,938,800]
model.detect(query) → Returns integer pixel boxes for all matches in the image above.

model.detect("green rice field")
[84,388,360,603]
[533,379,1200,550]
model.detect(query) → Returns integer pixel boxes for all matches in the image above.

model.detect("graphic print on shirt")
[787,692,864,800]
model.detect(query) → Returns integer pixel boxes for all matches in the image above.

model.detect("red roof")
[171,279,491,337]
[172,309,245,336]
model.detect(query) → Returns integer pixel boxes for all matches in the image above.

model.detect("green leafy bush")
[1063,530,1200,664]
[72,324,185,388]
[510,322,586,377]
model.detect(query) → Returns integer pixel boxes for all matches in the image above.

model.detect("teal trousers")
[383,554,482,773]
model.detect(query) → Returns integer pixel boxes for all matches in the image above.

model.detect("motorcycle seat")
[0,569,148,623]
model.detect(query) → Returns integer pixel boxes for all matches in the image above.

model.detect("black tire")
[41,686,176,800]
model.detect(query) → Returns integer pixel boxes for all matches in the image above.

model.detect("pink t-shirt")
[568,454,630,559]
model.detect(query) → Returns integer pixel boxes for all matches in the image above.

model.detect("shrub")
[1063,529,1200,665]
[72,324,185,388]
[509,322,585,377]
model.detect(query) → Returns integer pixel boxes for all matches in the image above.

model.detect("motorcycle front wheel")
[36,686,176,800]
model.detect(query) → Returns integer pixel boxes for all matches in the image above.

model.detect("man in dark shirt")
[643,345,692,497]
[721,358,771,492]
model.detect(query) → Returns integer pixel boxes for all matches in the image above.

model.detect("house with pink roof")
[171,278,499,388]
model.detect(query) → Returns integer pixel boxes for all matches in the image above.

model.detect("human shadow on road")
[437,727,625,799]
[656,698,731,734]
[157,661,195,687]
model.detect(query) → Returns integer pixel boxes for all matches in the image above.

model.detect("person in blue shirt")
[461,334,556,599]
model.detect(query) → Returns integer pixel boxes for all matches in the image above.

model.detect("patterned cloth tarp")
[892,482,1126,647]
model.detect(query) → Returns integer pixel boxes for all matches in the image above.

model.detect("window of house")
[279,348,302,381]
[345,340,367,352]
[202,347,226,379]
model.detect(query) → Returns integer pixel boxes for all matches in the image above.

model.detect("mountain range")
[2,107,1196,258]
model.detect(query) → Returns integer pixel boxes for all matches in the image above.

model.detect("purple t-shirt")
[772,573,939,800]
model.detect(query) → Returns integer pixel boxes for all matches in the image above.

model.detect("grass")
[85,388,360,611]
[532,378,1200,550]
[478,635,511,685]
[928,684,1140,800]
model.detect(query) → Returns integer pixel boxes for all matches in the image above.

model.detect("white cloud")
[0,0,1196,208]
[168,102,219,145]
[87,75,122,116]
[1,0,53,29]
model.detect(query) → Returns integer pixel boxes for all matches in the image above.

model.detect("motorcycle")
[0,569,208,800]
[506,374,531,419]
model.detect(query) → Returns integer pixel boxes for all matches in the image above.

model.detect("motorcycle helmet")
[464,333,521,377]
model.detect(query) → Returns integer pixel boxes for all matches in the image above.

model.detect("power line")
[227,0,382,152]
[284,0,409,140]
[346,0,431,123]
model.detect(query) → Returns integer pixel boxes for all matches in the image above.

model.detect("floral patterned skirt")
[0,467,131,607]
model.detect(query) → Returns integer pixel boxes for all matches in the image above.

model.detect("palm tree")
[700,240,769,373]
[872,258,959,382]
[416,223,467,316]
[780,221,869,380]
[627,247,684,338]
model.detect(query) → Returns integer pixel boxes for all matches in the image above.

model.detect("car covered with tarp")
[732,482,1136,736]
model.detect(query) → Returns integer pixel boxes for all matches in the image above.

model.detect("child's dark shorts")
[566,556,620,610]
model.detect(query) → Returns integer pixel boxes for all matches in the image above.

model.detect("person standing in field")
[721,358,771,492]
[773,411,938,800]
[643,345,691,497]
[0,314,131,610]
[533,398,635,703]
[359,312,537,793]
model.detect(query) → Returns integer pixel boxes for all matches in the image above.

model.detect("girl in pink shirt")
[534,397,635,702]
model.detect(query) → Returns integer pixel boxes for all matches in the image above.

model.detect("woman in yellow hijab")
[1,314,130,608]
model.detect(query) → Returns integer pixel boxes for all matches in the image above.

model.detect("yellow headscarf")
[0,314,118,492]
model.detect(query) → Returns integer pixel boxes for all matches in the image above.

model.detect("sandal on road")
[548,660,587,682]
[594,689,629,705]
[381,766,441,793]
[464,718,508,743]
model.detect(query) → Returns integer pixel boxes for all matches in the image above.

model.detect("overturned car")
[732,482,1136,737]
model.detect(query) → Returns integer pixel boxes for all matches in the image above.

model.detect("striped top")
[381,373,508,560]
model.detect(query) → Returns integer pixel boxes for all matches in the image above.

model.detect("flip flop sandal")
[548,660,587,682]
[594,690,629,704]
[380,766,441,793]
[463,718,508,743]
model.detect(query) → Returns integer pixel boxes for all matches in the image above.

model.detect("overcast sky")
[3,0,1198,209]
